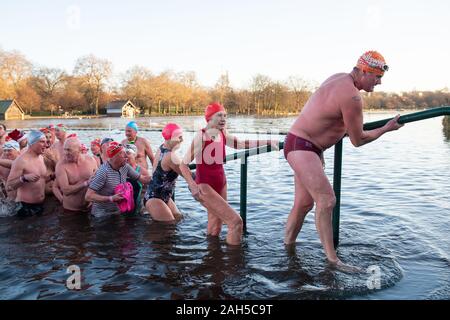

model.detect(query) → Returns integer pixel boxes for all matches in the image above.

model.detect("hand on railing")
[383,114,404,132]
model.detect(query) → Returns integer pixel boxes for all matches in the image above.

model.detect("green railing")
[189,106,450,242]
[332,106,450,248]
[56,107,450,241]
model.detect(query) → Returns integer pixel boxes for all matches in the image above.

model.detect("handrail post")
[240,155,248,233]
[332,139,343,249]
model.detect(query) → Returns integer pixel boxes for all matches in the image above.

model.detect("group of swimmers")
[0,51,405,271]
[0,103,278,246]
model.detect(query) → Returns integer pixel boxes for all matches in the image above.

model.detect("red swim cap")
[91,138,101,147]
[67,133,77,139]
[205,103,225,122]
[107,141,124,158]
[8,129,24,142]
[162,123,183,140]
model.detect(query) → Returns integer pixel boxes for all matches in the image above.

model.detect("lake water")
[0,112,449,299]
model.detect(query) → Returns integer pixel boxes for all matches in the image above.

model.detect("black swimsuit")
[144,145,178,204]
[17,202,44,218]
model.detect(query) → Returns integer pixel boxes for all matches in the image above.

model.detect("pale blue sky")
[1,0,449,92]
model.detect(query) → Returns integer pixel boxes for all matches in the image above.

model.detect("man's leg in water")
[284,174,314,245]
[287,150,338,263]
[199,183,243,245]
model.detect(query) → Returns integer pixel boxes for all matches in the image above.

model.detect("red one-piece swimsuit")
[195,128,227,194]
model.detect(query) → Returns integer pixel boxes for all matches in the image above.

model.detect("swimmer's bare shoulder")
[333,74,361,107]
[7,153,26,182]
[15,152,28,167]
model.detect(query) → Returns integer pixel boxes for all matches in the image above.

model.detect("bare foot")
[329,259,363,274]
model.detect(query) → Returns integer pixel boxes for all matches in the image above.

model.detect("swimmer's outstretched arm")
[224,129,279,150]
[343,95,403,147]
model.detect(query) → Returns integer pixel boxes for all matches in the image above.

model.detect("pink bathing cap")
[205,103,225,122]
[162,123,183,140]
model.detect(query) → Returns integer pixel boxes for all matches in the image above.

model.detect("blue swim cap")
[3,140,20,151]
[27,130,45,146]
[126,121,138,132]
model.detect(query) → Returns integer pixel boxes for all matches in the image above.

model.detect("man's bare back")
[289,73,359,150]
[284,51,403,271]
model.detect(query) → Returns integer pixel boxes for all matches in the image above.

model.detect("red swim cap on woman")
[205,103,225,122]
[162,123,183,140]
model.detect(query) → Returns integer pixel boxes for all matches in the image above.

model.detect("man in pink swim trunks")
[284,51,404,271]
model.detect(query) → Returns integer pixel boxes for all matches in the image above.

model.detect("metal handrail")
[183,106,450,241]
[363,107,450,130]
[332,106,450,247]
[57,107,449,239]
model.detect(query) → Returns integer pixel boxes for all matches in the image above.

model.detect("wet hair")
[0,124,6,131]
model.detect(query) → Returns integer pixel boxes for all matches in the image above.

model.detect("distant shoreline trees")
[1,47,449,116]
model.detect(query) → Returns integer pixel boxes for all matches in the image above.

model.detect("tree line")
[1,48,449,116]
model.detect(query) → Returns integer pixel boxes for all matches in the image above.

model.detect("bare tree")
[0,49,32,90]
[122,65,153,113]
[250,74,272,115]
[214,72,232,105]
[73,54,112,114]
[30,67,67,108]
[286,76,311,112]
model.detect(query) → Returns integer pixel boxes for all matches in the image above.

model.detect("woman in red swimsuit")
[180,103,279,245]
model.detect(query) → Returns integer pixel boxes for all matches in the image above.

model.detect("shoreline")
[24,115,107,120]
[19,108,429,120]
